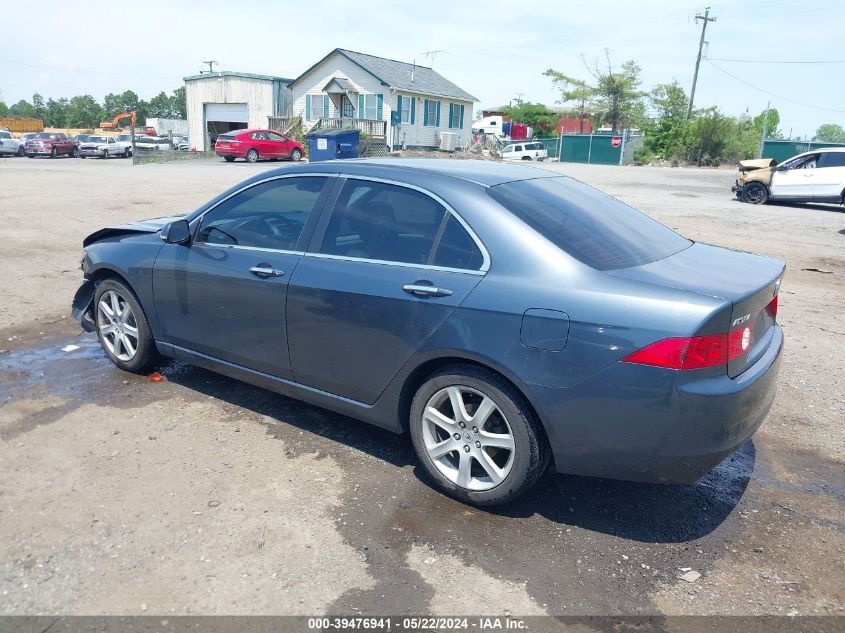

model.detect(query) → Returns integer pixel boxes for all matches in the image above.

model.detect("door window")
[267,132,286,142]
[818,152,845,168]
[197,177,329,251]
[320,180,447,265]
[432,216,484,270]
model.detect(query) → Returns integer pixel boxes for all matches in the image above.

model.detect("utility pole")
[758,101,770,158]
[687,7,716,119]
[201,60,218,74]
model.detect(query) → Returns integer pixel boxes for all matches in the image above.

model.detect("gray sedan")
[72,160,784,505]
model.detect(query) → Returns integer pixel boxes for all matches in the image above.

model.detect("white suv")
[735,147,845,205]
[502,142,548,162]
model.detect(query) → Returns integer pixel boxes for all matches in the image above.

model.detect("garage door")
[205,103,248,123]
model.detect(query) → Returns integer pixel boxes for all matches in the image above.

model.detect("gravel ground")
[0,156,842,618]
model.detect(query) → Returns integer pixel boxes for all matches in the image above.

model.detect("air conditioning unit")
[438,131,457,152]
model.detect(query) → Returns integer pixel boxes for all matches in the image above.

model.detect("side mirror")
[161,219,191,245]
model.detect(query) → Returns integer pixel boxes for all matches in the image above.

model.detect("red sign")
[611,136,622,148]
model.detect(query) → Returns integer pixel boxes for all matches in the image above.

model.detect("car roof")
[285,158,560,187]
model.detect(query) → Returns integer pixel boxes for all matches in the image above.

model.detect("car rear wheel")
[246,149,259,163]
[69,147,77,157]
[123,148,130,158]
[16,146,24,157]
[290,148,302,162]
[94,279,158,373]
[743,182,769,205]
[409,365,550,506]
[223,156,235,162]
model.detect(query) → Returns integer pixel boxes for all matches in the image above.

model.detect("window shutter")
[448,103,454,129]
[459,105,465,129]
[422,100,428,126]
[410,97,416,124]
[358,94,364,118]
[323,94,329,118]
[305,94,311,120]
[396,95,402,122]
[377,93,383,119]
[436,101,441,127]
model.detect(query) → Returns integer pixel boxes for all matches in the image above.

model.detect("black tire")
[290,148,302,162]
[223,155,235,162]
[93,278,158,373]
[743,182,769,205]
[17,146,24,157]
[245,148,259,163]
[409,365,550,506]
[50,147,57,158]
[123,148,130,158]
[68,147,77,157]
[521,156,532,161]
[80,156,86,159]
[100,150,109,159]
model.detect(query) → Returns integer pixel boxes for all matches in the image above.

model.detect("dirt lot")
[0,156,842,619]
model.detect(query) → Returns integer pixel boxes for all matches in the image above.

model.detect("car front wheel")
[743,182,769,205]
[94,279,158,373]
[409,365,549,506]
[290,148,302,161]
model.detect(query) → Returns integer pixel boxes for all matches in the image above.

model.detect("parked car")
[78,135,129,159]
[215,128,303,163]
[501,142,547,161]
[72,160,784,506]
[176,138,191,151]
[134,136,171,151]
[20,132,39,145]
[0,130,25,156]
[25,132,77,158]
[733,148,845,205]
[73,134,91,144]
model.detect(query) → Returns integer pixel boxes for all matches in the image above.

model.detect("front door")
[770,153,819,199]
[287,178,487,404]
[153,175,333,379]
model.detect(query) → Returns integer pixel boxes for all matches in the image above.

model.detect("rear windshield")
[487,177,690,270]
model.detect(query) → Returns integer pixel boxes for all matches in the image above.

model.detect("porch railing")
[316,117,387,139]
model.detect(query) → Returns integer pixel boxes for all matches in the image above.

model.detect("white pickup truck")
[0,129,25,156]
[78,135,131,159]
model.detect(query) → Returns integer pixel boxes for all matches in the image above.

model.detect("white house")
[285,49,477,150]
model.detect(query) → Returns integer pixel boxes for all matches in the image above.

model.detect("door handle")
[249,266,284,278]
[403,283,453,297]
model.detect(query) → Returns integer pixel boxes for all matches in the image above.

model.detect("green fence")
[761,139,845,163]
[558,134,627,165]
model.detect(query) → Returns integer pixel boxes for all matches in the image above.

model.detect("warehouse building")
[184,71,293,151]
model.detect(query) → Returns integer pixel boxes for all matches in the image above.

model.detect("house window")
[423,99,438,126]
[400,96,412,124]
[341,96,354,118]
[361,94,379,119]
[449,103,464,129]
[311,95,324,120]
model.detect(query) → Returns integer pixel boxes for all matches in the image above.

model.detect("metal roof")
[290,49,478,102]
[183,71,293,83]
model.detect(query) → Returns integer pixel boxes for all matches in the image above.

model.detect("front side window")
[320,180,447,265]
[488,177,690,271]
[267,132,286,142]
[197,177,328,251]
[0,132,12,139]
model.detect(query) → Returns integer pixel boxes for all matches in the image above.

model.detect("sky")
[1,0,843,139]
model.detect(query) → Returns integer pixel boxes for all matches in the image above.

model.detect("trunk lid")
[609,243,784,377]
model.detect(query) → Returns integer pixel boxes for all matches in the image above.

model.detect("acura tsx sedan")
[72,159,784,505]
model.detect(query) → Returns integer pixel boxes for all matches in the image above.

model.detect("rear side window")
[819,152,845,168]
[320,180,446,265]
[487,177,690,270]
[433,216,484,270]
[197,177,328,251]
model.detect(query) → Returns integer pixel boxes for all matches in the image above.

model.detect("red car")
[215,129,303,163]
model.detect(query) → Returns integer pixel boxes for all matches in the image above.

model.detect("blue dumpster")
[306,128,360,162]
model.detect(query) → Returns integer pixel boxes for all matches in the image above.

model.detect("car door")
[286,177,488,404]
[153,175,334,379]
[813,152,845,201]
[770,153,819,200]
[266,131,290,158]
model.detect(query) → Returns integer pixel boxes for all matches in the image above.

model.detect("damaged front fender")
[72,280,97,332]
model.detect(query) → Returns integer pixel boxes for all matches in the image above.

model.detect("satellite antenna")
[421,50,447,67]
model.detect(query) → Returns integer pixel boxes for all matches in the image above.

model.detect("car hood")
[607,242,784,302]
[738,158,777,173]
[83,215,186,247]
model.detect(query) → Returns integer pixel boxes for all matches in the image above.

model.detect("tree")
[582,51,645,131]
[65,95,104,128]
[0,101,9,117]
[644,81,689,157]
[32,93,47,121]
[171,87,187,119]
[10,99,36,118]
[814,123,845,143]
[543,69,594,133]
[753,107,781,139]
[45,98,69,128]
[500,101,559,136]
[683,107,737,166]
[148,91,175,118]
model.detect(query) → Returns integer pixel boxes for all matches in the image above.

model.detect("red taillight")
[767,295,778,320]
[623,327,754,371]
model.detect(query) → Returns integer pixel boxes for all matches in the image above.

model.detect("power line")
[706,57,845,64]
[705,60,845,113]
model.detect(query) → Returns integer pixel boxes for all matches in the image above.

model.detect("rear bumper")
[215,147,242,158]
[529,324,784,484]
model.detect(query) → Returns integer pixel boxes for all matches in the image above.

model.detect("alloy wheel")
[97,290,140,362]
[421,386,515,491]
